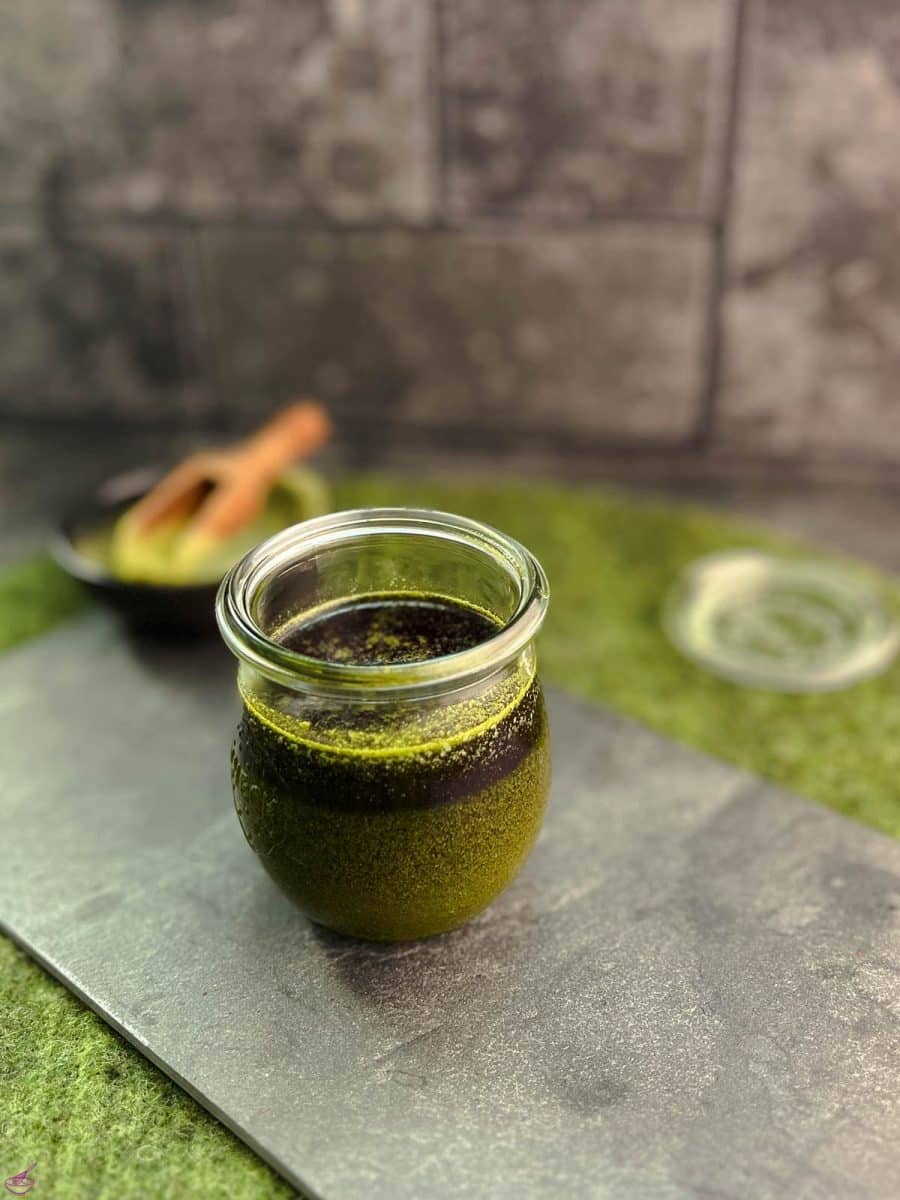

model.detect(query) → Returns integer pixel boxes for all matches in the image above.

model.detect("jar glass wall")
[217,508,551,941]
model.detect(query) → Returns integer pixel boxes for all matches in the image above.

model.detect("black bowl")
[52,465,221,637]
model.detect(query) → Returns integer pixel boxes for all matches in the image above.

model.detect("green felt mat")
[3,476,899,1199]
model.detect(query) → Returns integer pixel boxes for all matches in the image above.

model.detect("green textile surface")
[3,477,899,1199]
[0,556,89,655]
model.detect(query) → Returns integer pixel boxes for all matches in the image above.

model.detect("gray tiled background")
[1,0,897,481]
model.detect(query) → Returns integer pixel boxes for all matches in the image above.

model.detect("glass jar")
[216,507,550,942]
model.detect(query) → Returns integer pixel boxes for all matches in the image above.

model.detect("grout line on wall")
[432,0,451,222]
[0,409,217,437]
[694,0,750,447]
[5,408,900,491]
[0,407,699,451]
[0,203,714,237]
[0,404,856,476]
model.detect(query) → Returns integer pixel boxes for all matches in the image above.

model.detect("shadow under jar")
[216,508,551,941]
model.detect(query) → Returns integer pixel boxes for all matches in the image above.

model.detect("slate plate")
[1,613,899,1199]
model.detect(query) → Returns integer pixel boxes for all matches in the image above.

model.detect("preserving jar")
[216,507,550,941]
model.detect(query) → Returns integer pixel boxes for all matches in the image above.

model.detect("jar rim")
[215,506,549,697]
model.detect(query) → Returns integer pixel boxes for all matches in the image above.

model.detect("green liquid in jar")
[231,593,550,941]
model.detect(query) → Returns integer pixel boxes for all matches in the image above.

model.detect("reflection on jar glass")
[217,507,551,942]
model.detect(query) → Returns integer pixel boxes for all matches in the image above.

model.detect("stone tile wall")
[1,0,897,480]
[722,0,900,471]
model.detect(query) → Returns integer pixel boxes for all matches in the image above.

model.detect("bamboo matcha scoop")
[110,401,331,584]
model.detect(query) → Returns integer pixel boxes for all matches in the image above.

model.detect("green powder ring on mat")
[3,474,900,1199]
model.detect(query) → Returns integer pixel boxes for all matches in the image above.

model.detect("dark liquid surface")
[231,592,550,939]
[277,594,499,665]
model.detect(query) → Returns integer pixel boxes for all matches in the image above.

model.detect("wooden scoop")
[111,401,331,581]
